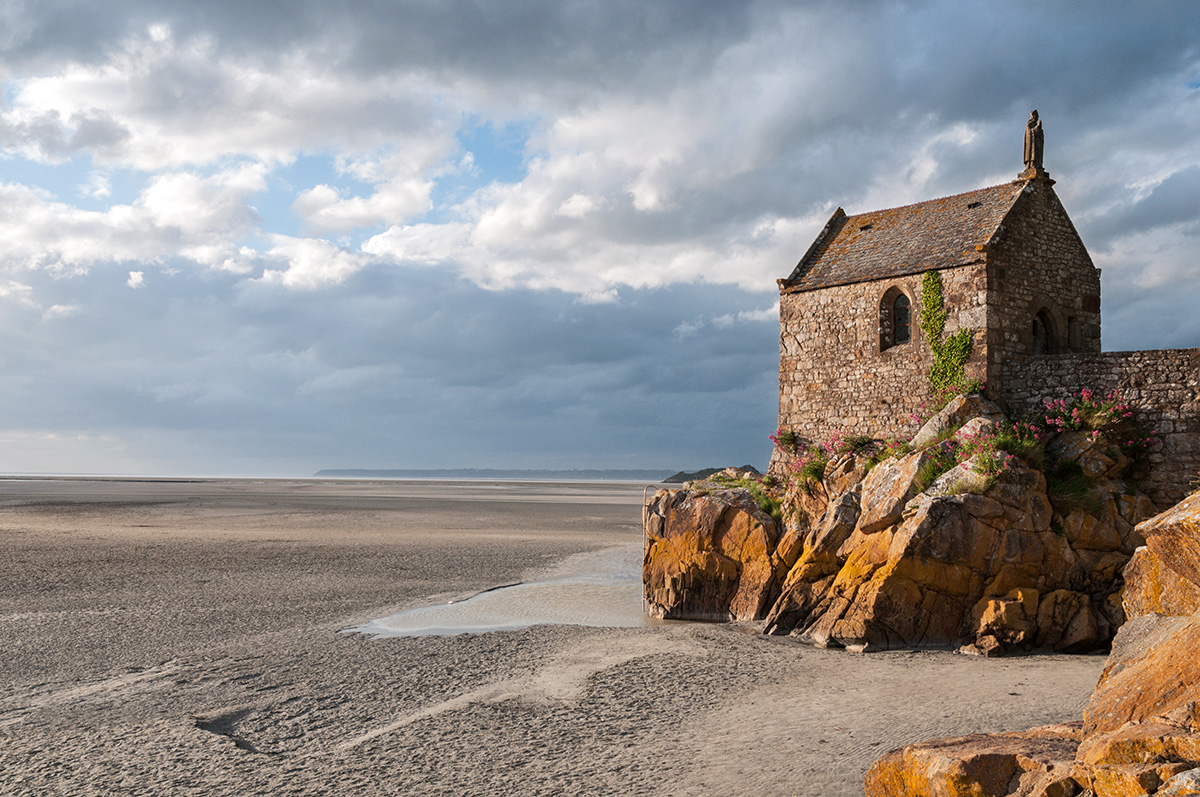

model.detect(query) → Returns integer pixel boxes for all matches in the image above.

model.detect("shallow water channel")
[349,544,661,637]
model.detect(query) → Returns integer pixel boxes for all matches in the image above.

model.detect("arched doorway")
[1031,308,1058,354]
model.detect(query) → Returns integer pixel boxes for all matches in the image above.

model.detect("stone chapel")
[774,113,1200,505]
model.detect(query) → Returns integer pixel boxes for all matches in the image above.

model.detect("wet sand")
[0,478,1106,795]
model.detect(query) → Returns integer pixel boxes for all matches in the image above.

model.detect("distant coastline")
[313,468,676,481]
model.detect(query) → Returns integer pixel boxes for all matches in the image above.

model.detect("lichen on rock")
[642,484,783,621]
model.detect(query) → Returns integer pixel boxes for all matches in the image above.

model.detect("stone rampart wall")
[1001,349,1200,506]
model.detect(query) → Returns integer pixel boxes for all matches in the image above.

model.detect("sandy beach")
[0,478,1106,796]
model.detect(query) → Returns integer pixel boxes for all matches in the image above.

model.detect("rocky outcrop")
[864,490,1200,797]
[1122,546,1200,622]
[864,723,1082,797]
[643,486,782,621]
[910,394,1007,449]
[855,449,930,534]
[646,395,1160,654]
[762,430,1154,654]
[769,459,1079,651]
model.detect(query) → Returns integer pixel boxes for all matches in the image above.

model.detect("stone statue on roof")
[1023,110,1044,172]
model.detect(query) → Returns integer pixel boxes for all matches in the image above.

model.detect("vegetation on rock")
[663,465,761,484]
[704,468,783,521]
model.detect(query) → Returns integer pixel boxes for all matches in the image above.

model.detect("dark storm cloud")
[2,0,752,85]
[1085,166,1200,242]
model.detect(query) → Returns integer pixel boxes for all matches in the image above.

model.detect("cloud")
[258,236,368,289]
[43,304,79,319]
[0,259,780,473]
[1,22,457,170]
[79,171,113,199]
[6,5,1199,305]
[0,163,266,275]
[0,280,37,306]
[292,177,433,233]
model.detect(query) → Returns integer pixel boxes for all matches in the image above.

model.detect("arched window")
[1031,308,1057,355]
[894,294,911,344]
[880,286,912,351]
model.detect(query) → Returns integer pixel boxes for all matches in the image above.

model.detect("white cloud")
[292,177,432,233]
[555,193,598,219]
[178,243,258,275]
[43,304,79,319]
[675,302,780,337]
[0,163,265,277]
[79,171,112,199]
[291,143,460,233]
[1,24,457,170]
[140,164,265,236]
[258,236,368,289]
[713,303,781,327]
[366,185,826,296]
[7,3,1192,308]
[1097,224,1200,292]
[0,280,37,306]
[146,22,171,44]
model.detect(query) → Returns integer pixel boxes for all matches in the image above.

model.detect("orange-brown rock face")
[758,413,1161,655]
[653,401,1158,655]
[1066,492,1200,795]
[1135,492,1200,596]
[864,724,1082,797]
[863,489,1200,796]
[1083,613,1200,738]
[643,487,781,621]
[855,449,930,534]
[1123,546,1200,619]
[766,457,1127,653]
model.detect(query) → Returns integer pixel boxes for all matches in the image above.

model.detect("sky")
[1,1,1198,477]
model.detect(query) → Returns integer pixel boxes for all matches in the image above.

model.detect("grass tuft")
[1045,460,1102,516]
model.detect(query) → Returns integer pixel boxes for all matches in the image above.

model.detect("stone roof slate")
[782,180,1031,291]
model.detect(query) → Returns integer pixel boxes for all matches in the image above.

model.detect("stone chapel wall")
[776,263,988,448]
[1002,348,1200,506]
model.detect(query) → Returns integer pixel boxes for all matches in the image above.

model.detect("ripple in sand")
[349,545,660,637]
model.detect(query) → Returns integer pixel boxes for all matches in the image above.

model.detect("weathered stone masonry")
[982,176,1101,395]
[1002,349,1200,506]
[778,264,985,442]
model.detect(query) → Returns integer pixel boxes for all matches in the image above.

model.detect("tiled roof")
[781,180,1031,291]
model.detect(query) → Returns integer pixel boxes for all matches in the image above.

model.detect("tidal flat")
[0,477,1105,795]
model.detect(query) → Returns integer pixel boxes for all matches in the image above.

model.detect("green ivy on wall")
[919,270,973,391]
